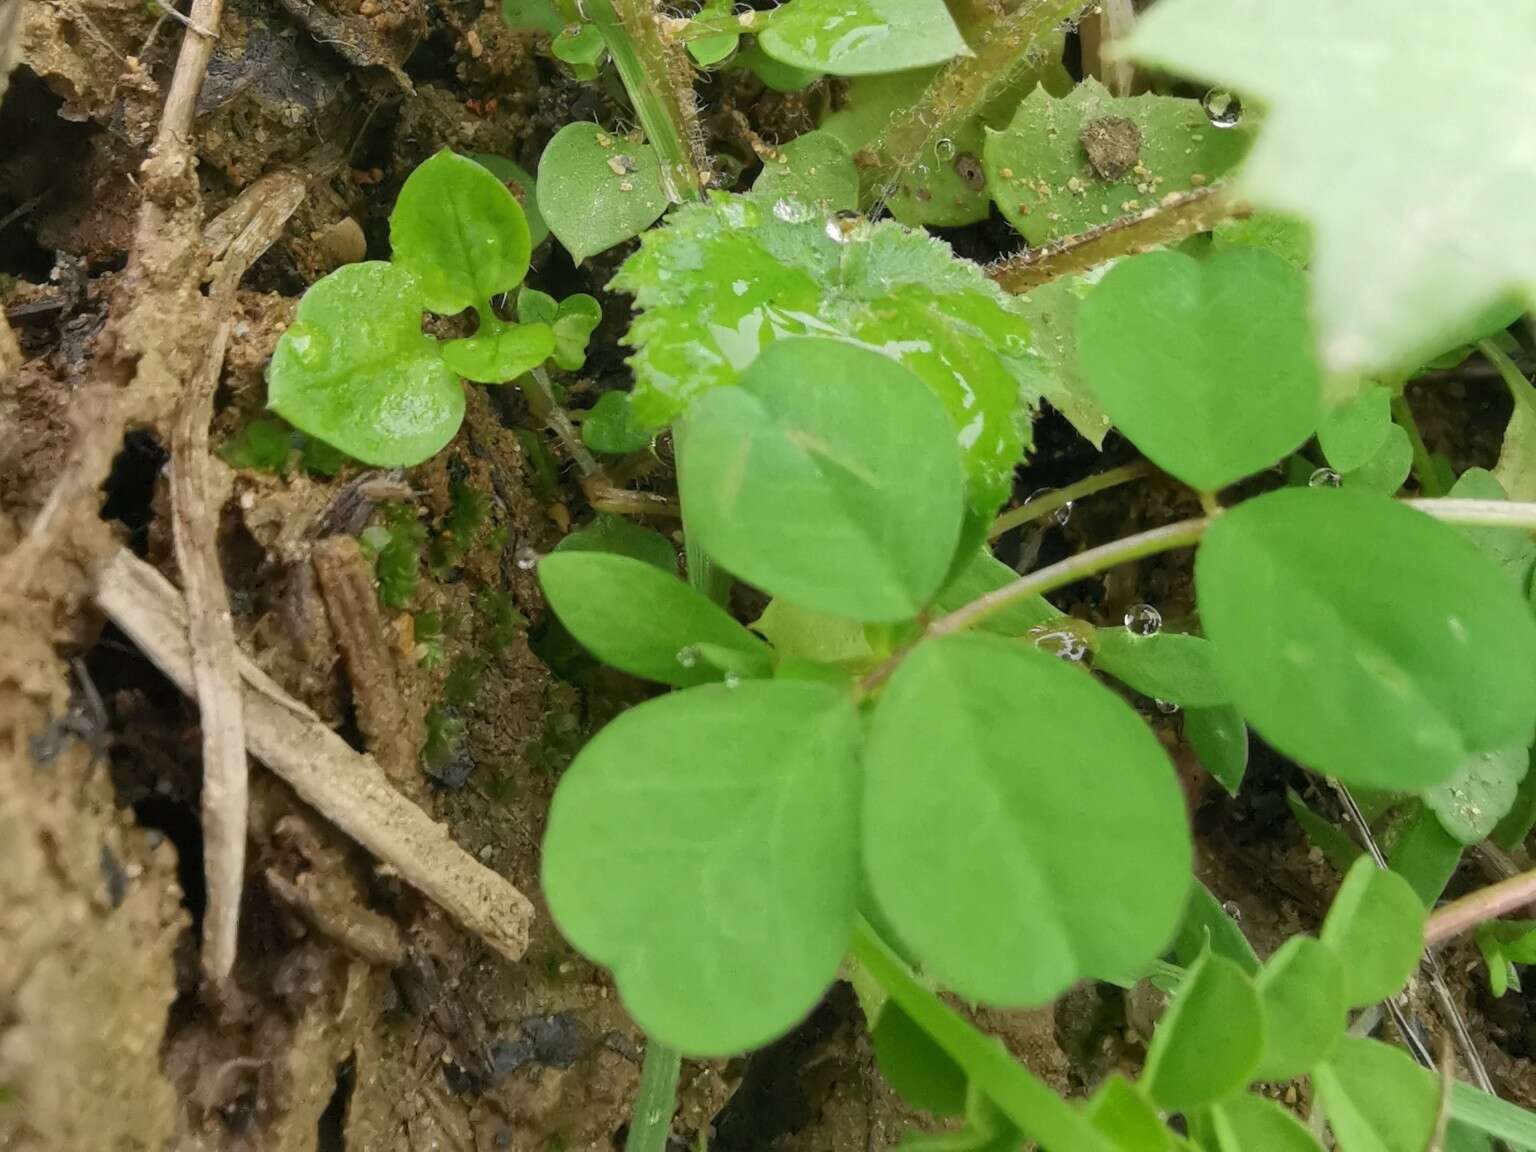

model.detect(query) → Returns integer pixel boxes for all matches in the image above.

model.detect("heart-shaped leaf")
[678,337,965,622]
[863,633,1191,1005]
[1196,488,1536,788]
[1143,949,1265,1111]
[756,0,967,76]
[751,130,859,215]
[268,262,463,467]
[1077,248,1322,492]
[541,680,862,1055]
[537,123,670,263]
[390,150,533,315]
[1318,385,1393,473]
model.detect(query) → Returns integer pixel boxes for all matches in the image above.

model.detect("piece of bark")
[264,867,406,967]
[95,548,535,962]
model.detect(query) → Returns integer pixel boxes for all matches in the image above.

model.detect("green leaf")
[551,22,606,69]
[1094,629,1229,708]
[501,0,560,32]
[685,0,739,66]
[537,123,670,263]
[1319,385,1393,473]
[1196,488,1536,788]
[1009,275,1112,448]
[753,599,874,667]
[541,680,862,1055]
[220,416,293,472]
[390,150,532,315]
[757,0,967,76]
[611,192,1034,518]
[554,512,677,572]
[1423,744,1531,845]
[538,552,769,686]
[469,153,548,248]
[1451,1082,1536,1152]
[1340,422,1413,495]
[872,1002,968,1116]
[1143,949,1265,1112]
[1253,936,1346,1081]
[1185,706,1249,796]
[440,315,555,384]
[1493,752,1536,850]
[1209,1094,1324,1152]
[931,548,1058,637]
[268,262,464,467]
[1319,858,1425,1008]
[1211,210,1312,269]
[1314,1037,1437,1152]
[982,78,1250,246]
[1125,0,1536,375]
[1286,788,1365,874]
[1387,803,1464,908]
[751,131,860,216]
[1077,248,1321,492]
[741,41,822,91]
[1449,467,1536,591]
[551,293,602,370]
[1084,1076,1173,1150]
[863,633,1191,1005]
[581,391,656,455]
[1172,881,1260,976]
[677,337,965,622]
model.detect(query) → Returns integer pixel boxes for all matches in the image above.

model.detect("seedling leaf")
[1142,949,1265,1112]
[751,131,859,215]
[1319,385,1393,474]
[1094,629,1230,708]
[1084,1076,1173,1150]
[1423,744,1530,846]
[1077,248,1321,492]
[1253,936,1346,1081]
[541,680,862,1055]
[873,1002,968,1116]
[1314,1037,1437,1152]
[757,0,968,76]
[1196,488,1536,788]
[554,513,677,571]
[537,123,670,263]
[470,153,548,247]
[439,316,556,383]
[863,633,1191,1005]
[581,391,656,455]
[1210,1094,1324,1152]
[1172,881,1259,976]
[1319,858,1424,1008]
[1185,706,1248,796]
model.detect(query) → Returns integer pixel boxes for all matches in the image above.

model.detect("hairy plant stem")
[850,918,1117,1152]
[987,460,1154,540]
[1425,865,1536,946]
[586,0,706,203]
[869,0,1088,183]
[625,1040,683,1152]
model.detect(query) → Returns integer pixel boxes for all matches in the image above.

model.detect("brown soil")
[2,0,1532,1148]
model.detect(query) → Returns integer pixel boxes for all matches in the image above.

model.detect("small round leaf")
[678,338,965,622]
[542,681,862,1055]
[267,262,463,467]
[863,633,1191,1005]
[536,123,670,263]
[1253,936,1346,1081]
[1197,488,1536,789]
[1319,858,1425,1008]
[1143,950,1265,1112]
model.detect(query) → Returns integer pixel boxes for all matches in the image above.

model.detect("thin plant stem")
[526,366,601,477]
[1425,865,1536,946]
[586,0,706,203]
[1478,336,1536,412]
[1391,392,1443,497]
[987,460,1154,540]
[849,918,1117,1152]
[625,1040,682,1152]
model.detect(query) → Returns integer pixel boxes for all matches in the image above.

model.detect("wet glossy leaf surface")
[1143,949,1265,1111]
[537,123,670,263]
[1319,858,1425,1008]
[757,0,967,76]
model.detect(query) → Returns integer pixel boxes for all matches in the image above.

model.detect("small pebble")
[318,216,367,266]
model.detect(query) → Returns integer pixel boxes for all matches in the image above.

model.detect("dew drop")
[1154,698,1180,715]
[1024,487,1072,526]
[1308,466,1341,488]
[1033,628,1087,663]
[1123,603,1163,638]
[824,210,867,244]
[723,671,742,688]
[934,137,956,161]
[676,646,699,669]
[1221,900,1243,923]
[771,197,814,223]
[514,544,539,570]
[1202,88,1242,129]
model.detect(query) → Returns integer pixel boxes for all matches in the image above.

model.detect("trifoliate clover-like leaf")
[1127,0,1536,374]
[611,192,1035,517]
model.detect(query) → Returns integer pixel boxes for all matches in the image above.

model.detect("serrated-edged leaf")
[1253,936,1346,1081]
[1125,0,1536,375]
[581,391,656,455]
[1095,629,1229,708]
[1341,423,1412,495]
[611,192,1034,517]
[873,1002,968,1116]
[391,150,532,315]
[1009,274,1111,448]
[470,153,548,248]
[1173,881,1260,976]
[1449,467,1536,591]
[1196,488,1536,789]
[1210,1094,1324,1152]
[753,599,874,667]
[542,680,862,1054]
[751,130,859,215]
[1143,949,1265,1112]
[931,548,1058,637]
[1319,385,1393,474]
[864,633,1191,1005]
[757,0,967,76]
[1211,210,1312,269]
[268,262,463,467]
[1077,248,1321,492]
[440,317,555,383]
[538,552,768,686]
[1085,1076,1174,1150]
[1186,705,1248,796]
[677,337,965,622]
[554,512,676,572]
[537,123,669,263]
[1319,858,1425,1008]
[1314,1037,1437,1152]
[1423,744,1530,846]
[983,79,1250,246]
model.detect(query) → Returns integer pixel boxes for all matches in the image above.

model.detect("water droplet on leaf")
[1202,88,1243,129]
[676,646,699,668]
[1124,603,1163,637]
[934,137,955,160]
[1308,466,1341,488]
[1221,900,1243,922]
[824,210,867,244]
[771,197,814,223]
[723,671,742,688]
[1155,698,1180,715]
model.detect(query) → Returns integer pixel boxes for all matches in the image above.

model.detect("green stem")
[625,1040,683,1152]
[586,0,706,203]
[851,919,1117,1152]
[987,460,1154,540]
[1478,337,1536,413]
[1391,392,1443,497]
